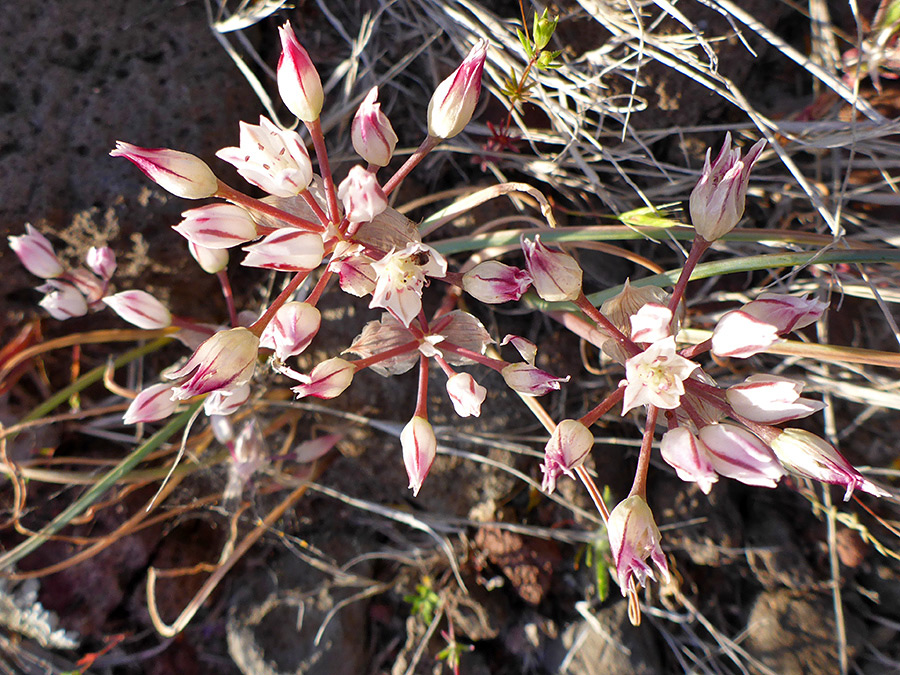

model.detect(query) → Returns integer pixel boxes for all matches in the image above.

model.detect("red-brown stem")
[667,234,710,324]
[383,136,440,196]
[437,341,507,371]
[580,386,626,427]
[248,270,309,336]
[414,354,429,418]
[574,293,640,357]
[300,188,330,227]
[215,270,238,327]
[679,338,712,360]
[629,404,659,499]
[574,465,610,522]
[351,339,420,371]
[304,119,340,226]
[216,182,324,233]
[304,269,333,307]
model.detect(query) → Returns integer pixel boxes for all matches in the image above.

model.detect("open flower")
[166,327,259,400]
[607,496,670,595]
[216,116,313,198]
[622,337,698,414]
[370,243,447,326]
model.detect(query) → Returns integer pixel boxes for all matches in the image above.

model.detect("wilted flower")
[166,327,260,400]
[607,496,670,595]
[216,116,313,198]
[110,142,218,199]
[370,243,447,327]
[445,373,487,418]
[521,234,583,302]
[337,165,388,228]
[689,133,765,242]
[203,383,252,417]
[540,419,594,493]
[769,429,890,500]
[9,225,63,279]
[277,22,324,123]
[659,427,718,494]
[462,261,531,304]
[501,363,569,396]
[401,416,437,496]
[102,290,172,329]
[258,301,321,361]
[123,383,178,424]
[352,87,398,167]
[622,337,698,414]
[726,374,824,424]
[37,281,88,320]
[427,40,488,139]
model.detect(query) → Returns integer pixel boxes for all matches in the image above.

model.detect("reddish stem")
[351,339,420,371]
[573,293,640,357]
[667,234,710,326]
[300,189,330,227]
[215,270,238,327]
[216,182,324,233]
[414,354,429,418]
[629,404,659,499]
[304,269,333,307]
[248,271,309,336]
[579,386,626,427]
[437,341,508,372]
[305,119,340,226]
[679,338,712,360]
[383,136,440,196]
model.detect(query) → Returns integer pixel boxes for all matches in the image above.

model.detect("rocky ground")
[2,1,899,674]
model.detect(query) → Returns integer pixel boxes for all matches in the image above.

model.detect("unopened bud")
[277,22,324,123]
[520,234,582,302]
[352,87,398,167]
[427,40,488,139]
[401,416,437,496]
[462,261,531,303]
[9,225,64,279]
[110,142,218,199]
[102,290,172,329]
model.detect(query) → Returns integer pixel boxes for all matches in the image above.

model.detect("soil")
[1,1,899,674]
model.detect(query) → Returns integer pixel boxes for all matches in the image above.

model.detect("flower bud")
[337,165,388,228]
[501,362,569,396]
[689,133,765,242]
[166,327,260,400]
[500,334,537,365]
[110,142,218,199]
[401,416,437,496]
[445,373,487,418]
[203,383,252,417]
[427,40,488,139]
[659,427,718,494]
[462,261,532,303]
[67,268,105,304]
[769,429,890,500]
[9,225,64,279]
[188,241,229,274]
[37,281,88,320]
[520,234,582,302]
[216,116,313,197]
[540,419,594,493]
[352,87,398,167]
[607,496,670,595]
[277,22,324,123]
[726,374,824,424]
[240,228,324,271]
[290,357,355,399]
[102,290,172,329]
[698,423,785,488]
[629,303,672,344]
[86,246,116,280]
[259,301,321,361]
[742,293,828,333]
[123,383,178,424]
[174,204,258,249]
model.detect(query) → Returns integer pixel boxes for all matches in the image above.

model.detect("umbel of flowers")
[9,21,892,627]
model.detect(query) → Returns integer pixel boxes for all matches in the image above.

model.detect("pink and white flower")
[445,373,487,418]
[769,428,890,500]
[37,281,88,320]
[540,419,594,493]
[277,22,324,123]
[102,290,172,329]
[726,374,824,424]
[401,416,437,496]
[123,383,178,424]
[501,363,569,396]
[427,40,488,139]
[698,423,785,488]
[241,228,324,271]
[462,261,531,304]
[369,243,447,327]
[629,303,673,344]
[216,116,313,198]
[337,165,388,228]
[86,246,116,280]
[351,87,398,167]
[259,301,321,361]
[622,337,698,414]
[174,204,258,249]
[690,132,765,242]
[203,383,252,417]
[521,234,583,303]
[607,495,670,595]
[9,225,63,279]
[166,327,259,400]
[110,142,218,199]
[189,241,229,274]
[659,427,718,494]
[289,357,355,399]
